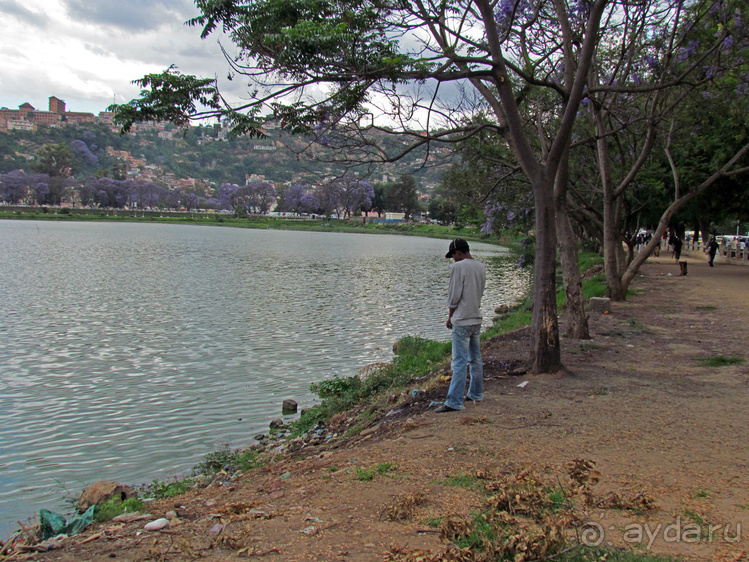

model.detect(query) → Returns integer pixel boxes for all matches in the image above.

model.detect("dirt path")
[10,255,749,561]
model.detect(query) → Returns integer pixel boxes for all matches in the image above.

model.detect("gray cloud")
[63,0,197,32]
[0,0,50,27]
[0,0,249,116]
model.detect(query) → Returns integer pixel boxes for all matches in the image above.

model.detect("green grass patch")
[582,274,609,300]
[442,473,483,490]
[484,302,532,339]
[376,462,396,474]
[354,467,376,481]
[626,319,649,334]
[310,375,360,398]
[351,462,396,481]
[343,423,365,439]
[290,335,451,436]
[94,496,145,522]
[578,252,604,274]
[192,445,260,475]
[149,478,195,499]
[547,487,568,510]
[453,512,496,551]
[443,511,673,560]
[683,508,706,526]
[696,355,745,368]
[136,446,261,501]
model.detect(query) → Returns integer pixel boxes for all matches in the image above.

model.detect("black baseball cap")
[445,238,470,258]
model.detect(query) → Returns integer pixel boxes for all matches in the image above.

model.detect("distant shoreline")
[0,208,512,249]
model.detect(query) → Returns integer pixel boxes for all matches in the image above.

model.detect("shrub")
[310,375,360,398]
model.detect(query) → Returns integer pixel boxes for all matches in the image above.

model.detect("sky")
[0,0,241,115]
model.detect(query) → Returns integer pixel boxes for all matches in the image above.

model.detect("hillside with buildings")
[0,96,450,197]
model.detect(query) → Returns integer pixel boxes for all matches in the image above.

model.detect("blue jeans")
[445,324,483,410]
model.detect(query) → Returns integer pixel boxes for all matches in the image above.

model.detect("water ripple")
[0,221,528,532]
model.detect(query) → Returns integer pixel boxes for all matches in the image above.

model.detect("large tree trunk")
[594,105,627,301]
[557,202,590,338]
[471,0,606,373]
[529,175,562,373]
[602,195,626,300]
[555,145,590,339]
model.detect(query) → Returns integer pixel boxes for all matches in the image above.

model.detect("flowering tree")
[217,183,247,214]
[116,0,749,372]
[0,171,50,204]
[130,181,164,209]
[563,0,749,300]
[245,181,278,214]
[175,188,203,211]
[89,178,134,208]
[314,181,345,218]
[299,192,321,215]
[70,140,99,167]
[276,183,306,213]
[340,180,375,218]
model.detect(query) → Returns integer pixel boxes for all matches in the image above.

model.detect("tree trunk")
[529,175,562,373]
[555,146,590,339]
[557,202,590,338]
[593,105,627,301]
[619,142,749,292]
[602,194,626,300]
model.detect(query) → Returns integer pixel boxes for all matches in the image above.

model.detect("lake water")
[0,220,530,533]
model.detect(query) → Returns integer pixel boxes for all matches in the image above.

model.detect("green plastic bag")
[39,505,95,540]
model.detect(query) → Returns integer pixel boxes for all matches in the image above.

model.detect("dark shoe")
[435,405,459,413]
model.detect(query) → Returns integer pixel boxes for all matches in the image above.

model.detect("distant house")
[65,112,96,124]
[6,119,35,131]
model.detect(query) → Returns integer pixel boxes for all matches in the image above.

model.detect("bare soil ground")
[8,253,749,561]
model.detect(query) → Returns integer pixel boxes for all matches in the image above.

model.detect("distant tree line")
[0,140,424,219]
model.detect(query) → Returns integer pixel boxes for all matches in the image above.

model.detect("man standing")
[436,239,486,413]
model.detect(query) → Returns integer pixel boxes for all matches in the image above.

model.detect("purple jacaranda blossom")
[644,55,658,69]
[70,139,99,165]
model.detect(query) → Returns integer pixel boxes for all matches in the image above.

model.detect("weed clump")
[389,461,657,562]
[696,355,745,368]
[290,336,451,436]
[94,496,145,522]
[192,445,259,476]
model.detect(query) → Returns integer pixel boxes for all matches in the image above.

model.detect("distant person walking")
[707,237,719,267]
[668,232,676,258]
[436,239,486,413]
[673,235,683,263]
